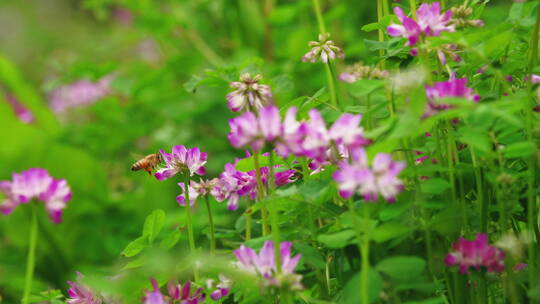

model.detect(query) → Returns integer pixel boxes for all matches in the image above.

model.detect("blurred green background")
[0,0,513,301]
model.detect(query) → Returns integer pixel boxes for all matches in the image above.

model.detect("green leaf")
[348,79,385,97]
[340,270,382,304]
[376,256,426,280]
[317,230,356,248]
[420,178,450,195]
[142,209,166,243]
[121,236,148,257]
[294,242,326,269]
[372,222,410,243]
[503,142,536,158]
[160,226,182,249]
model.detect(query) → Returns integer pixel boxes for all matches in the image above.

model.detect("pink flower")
[211,160,295,211]
[48,75,112,115]
[143,278,165,304]
[333,149,405,202]
[424,76,480,117]
[445,233,505,274]
[207,275,231,301]
[0,168,72,223]
[67,272,103,304]
[154,145,207,180]
[525,74,540,84]
[234,241,302,290]
[166,280,205,304]
[302,33,344,64]
[5,94,34,124]
[388,2,454,48]
[227,73,273,113]
[176,178,218,206]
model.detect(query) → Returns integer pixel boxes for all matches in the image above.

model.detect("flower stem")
[183,175,199,282]
[409,0,417,19]
[268,153,281,273]
[377,0,385,58]
[204,196,216,255]
[22,204,38,304]
[311,0,326,34]
[470,149,487,232]
[360,205,371,304]
[325,61,340,107]
[253,151,270,236]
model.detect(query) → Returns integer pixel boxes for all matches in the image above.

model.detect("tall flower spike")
[445,233,505,274]
[302,33,345,64]
[226,73,273,113]
[155,145,207,180]
[0,168,72,223]
[234,241,302,290]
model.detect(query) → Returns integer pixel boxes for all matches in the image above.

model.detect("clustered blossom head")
[176,178,219,207]
[339,62,389,83]
[387,2,454,50]
[5,94,34,124]
[0,168,72,223]
[450,4,485,28]
[211,158,295,211]
[206,275,231,301]
[227,73,274,113]
[66,272,103,304]
[49,75,112,115]
[445,233,505,274]
[234,241,302,290]
[333,149,405,202]
[302,33,345,64]
[143,278,206,304]
[155,145,207,181]
[424,76,480,117]
[228,106,369,172]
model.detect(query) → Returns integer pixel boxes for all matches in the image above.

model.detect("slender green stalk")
[471,149,487,232]
[526,1,540,292]
[377,0,385,58]
[324,63,339,107]
[23,204,38,304]
[204,196,216,255]
[409,0,417,19]
[268,153,281,273]
[360,205,371,304]
[253,151,270,235]
[183,175,199,282]
[183,29,224,67]
[312,0,340,107]
[245,201,252,240]
[478,272,487,304]
[311,0,326,34]
[382,0,390,16]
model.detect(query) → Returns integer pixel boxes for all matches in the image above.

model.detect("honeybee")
[131,153,163,175]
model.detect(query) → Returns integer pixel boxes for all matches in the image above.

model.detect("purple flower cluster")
[229,106,369,165]
[0,168,72,223]
[234,241,302,290]
[445,233,505,274]
[424,76,480,117]
[49,75,112,115]
[387,2,454,49]
[333,149,405,202]
[66,272,102,304]
[142,278,218,304]
[206,275,231,301]
[211,159,296,211]
[155,145,207,181]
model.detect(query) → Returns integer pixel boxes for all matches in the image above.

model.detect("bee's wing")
[130,152,146,162]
